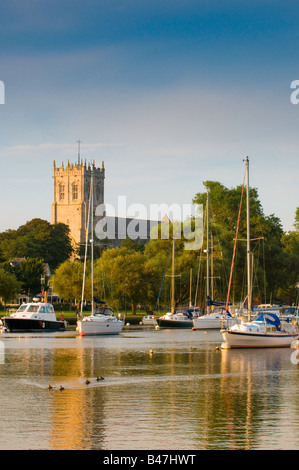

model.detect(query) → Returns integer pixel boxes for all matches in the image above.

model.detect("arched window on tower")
[59,183,65,201]
[72,182,78,200]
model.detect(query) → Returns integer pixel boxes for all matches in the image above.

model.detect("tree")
[13,258,45,297]
[277,207,299,303]
[51,260,88,304]
[144,225,199,309]
[94,245,158,314]
[0,218,73,269]
[0,269,21,306]
[193,181,285,305]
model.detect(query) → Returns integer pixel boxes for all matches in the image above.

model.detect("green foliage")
[0,218,73,269]
[50,260,88,302]
[13,258,45,296]
[0,268,21,305]
[94,245,158,314]
[50,201,299,311]
[277,207,299,303]
[193,181,287,304]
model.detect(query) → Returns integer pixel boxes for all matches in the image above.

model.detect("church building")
[51,157,158,247]
[51,159,105,246]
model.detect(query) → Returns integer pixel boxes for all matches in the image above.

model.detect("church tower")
[51,159,105,246]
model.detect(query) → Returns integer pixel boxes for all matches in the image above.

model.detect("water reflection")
[0,329,298,449]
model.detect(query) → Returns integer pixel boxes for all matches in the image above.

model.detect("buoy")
[192,327,197,331]
[80,331,85,337]
[155,325,159,330]
[126,322,130,326]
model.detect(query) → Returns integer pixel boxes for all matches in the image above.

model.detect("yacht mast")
[245,156,252,321]
[206,189,210,313]
[91,164,94,316]
[171,239,175,313]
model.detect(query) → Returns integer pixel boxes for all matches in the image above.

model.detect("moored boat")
[76,164,123,336]
[77,306,124,336]
[157,311,194,328]
[2,302,66,332]
[193,307,239,330]
[221,157,299,349]
[221,312,299,349]
[142,314,158,325]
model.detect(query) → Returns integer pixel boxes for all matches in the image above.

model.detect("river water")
[0,326,298,450]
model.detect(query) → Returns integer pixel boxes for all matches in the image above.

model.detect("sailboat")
[76,164,124,336]
[221,157,299,348]
[193,190,239,330]
[157,239,195,328]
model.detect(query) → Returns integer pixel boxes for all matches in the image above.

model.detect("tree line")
[0,182,298,312]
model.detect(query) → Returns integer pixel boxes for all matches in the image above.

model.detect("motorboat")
[157,310,194,328]
[142,314,158,325]
[221,312,299,349]
[252,304,281,314]
[193,307,240,330]
[279,306,299,323]
[2,302,66,332]
[77,306,124,336]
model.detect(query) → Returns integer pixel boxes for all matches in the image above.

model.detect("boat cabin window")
[17,305,27,312]
[94,307,113,316]
[27,305,39,312]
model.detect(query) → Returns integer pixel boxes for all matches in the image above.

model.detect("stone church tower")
[51,159,105,245]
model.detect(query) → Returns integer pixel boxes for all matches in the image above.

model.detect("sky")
[0,0,298,233]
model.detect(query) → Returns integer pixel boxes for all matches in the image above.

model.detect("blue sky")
[0,0,298,232]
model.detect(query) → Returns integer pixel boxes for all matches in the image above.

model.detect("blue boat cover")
[255,312,281,330]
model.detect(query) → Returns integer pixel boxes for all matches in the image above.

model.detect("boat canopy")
[255,312,281,330]
[206,296,232,307]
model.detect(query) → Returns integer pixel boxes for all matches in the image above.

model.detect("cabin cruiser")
[142,314,158,325]
[2,302,66,332]
[157,308,198,328]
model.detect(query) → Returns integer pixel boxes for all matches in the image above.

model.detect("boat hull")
[221,329,298,349]
[157,318,193,328]
[3,317,66,332]
[77,319,124,336]
[193,317,237,330]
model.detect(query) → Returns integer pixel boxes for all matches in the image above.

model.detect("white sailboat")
[221,157,299,349]
[76,164,124,336]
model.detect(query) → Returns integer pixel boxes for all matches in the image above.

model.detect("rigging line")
[194,200,207,308]
[225,171,246,317]
[80,175,92,318]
